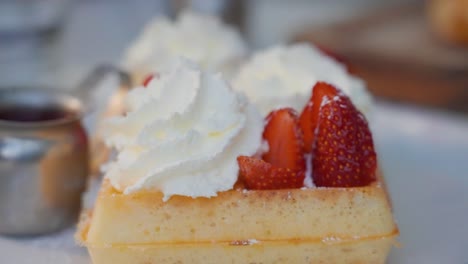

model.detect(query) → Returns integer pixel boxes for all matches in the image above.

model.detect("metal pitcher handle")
[74,64,133,136]
[73,65,133,176]
[75,64,132,112]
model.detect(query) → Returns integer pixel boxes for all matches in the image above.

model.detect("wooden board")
[296,4,468,113]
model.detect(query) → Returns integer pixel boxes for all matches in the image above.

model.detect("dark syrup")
[0,106,75,123]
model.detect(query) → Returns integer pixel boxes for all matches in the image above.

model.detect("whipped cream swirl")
[103,59,263,200]
[122,11,247,81]
[233,43,372,116]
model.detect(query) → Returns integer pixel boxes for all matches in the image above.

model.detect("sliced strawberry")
[311,83,377,187]
[262,108,305,171]
[237,108,305,190]
[237,156,304,190]
[142,73,159,87]
[299,82,337,153]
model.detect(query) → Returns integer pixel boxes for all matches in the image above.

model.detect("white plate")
[1,103,467,264]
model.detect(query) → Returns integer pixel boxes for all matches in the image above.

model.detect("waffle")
[77,171,397,264]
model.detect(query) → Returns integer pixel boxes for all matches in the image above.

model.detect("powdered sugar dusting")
[248,239,259,244]
[320,96,331,108]
[303,153,314,187]
[229,239,259,246]
[321,236,342,244]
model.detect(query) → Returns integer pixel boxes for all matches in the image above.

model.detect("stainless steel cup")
[0,65,131,236]
[0,88,88,236]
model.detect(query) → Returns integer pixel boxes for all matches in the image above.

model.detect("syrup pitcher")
[0,65,130,235]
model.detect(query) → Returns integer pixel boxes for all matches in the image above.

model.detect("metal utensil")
[0,88,87,235]
[0,65,131,236]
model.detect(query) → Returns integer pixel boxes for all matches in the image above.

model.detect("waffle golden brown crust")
[77,173,398,263]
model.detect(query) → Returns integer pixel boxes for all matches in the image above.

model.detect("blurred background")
[0,1,467,263]
[0,0,467,112]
